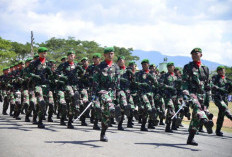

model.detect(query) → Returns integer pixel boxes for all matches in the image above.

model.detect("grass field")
[182,102,232,133]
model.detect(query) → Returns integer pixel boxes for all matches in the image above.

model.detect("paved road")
[0,104,232,157]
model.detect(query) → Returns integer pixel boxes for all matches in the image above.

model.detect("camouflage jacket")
[212,74,229,100]
[160,72,177,98]
[93,61,120,95]
[182,61,210,94]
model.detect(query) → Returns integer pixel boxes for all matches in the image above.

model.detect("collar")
[144,69,149,74]
[105,60,113,66]
[68,61,74,65]
[169,72,174,76]
[194,61,201,67]
[120,65,126,70]
[221,75,225,79]
[39,57,46,64]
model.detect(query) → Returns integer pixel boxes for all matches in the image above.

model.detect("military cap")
[61,56,67,61]
[167,62,174,67]
[50,60,56,63]
[10,65,14,68]
[174,67,181,71]
[26,58,33,62]
[191,47,202,54]
[217,65,225,71]
[128,61,136,66]
[34,54,39,58]
[81,57,88,62]
[104,47,114,54]
[67,50,75,56]
[38,47,48,53]
[149,64,156,68]
[19,61,25,64]
[117,56,125,61]
[141,59,149,64]
[3,67,7,71]
[92,53,101,58]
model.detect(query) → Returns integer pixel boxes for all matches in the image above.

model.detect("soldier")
[79,57,90,126]
[27,47,53,128]
[135,59,157,131]
[93,47,120,142]
[1,67,11,115]
[160,62,178,132]
[182,48,214,146]
[86,53,102,130]
[212,66,232,136]
[56,51,84,129]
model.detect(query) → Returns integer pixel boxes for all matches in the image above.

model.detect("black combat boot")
[47,114,53,122]
[140,118,148,131]
[216,126,223,136]
[38,117,45,128]
[93,119,100,130]
[198,124,205,133]
[100,124,108,142]
[25,115,30,122]
[32,116,38,124]
[187,130,198,146]
[148,120,155,129]
[159,118,165,125]
[67,116,74,129]
[171,118,177,130]
[202,119,213,134]
[165,122,173,133]
[127,116,133,128]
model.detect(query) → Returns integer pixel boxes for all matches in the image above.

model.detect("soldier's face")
[168,65,175,73]
[39,52,47,58]
[142,63,149,70]
[26,62,30,67]
[129,64,136,71]
[117,59,125,67]
[82,60,89,67]
[191,52,202,61]
[68,54,75,61]
[150,66,155,72]
[104,52,114,61]
[218,69,225,76]
[3,70,8,75]
[93,57,101,65]
[175,70,181,76]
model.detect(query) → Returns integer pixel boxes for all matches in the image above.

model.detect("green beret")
[67,50,75,56]
[34,54,39,58]
[61,56,67,61]
[74,61,78,64]
[117,56,125,61]
[50,60,56,63]
[19,61,25,64]
[81,57,88,62]
[174,67,180,71]
[38,47,48,53]
[217,66,225,71]
[141,59,149,64]
[128,61,135,66]
[191,47,202,54]
[92,53,101,58]
[149,64,156,68]
[10,65,14,68]
[167,62,174,67]
[26,58,33,62]
[104,47,114,54]
[3,68,7,71]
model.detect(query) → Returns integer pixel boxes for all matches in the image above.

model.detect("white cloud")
[0,0,232,66]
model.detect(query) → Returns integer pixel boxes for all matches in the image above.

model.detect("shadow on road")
[134,142,201,151]
[45,140,102,148]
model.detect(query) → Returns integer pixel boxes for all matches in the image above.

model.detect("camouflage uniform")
[56,61,84,128]
[182,50,214,145]
[27,56,53,128]
[160,72,177,132]
[93,59,120,141]
[212,73,232,136]
[135,69,157,131]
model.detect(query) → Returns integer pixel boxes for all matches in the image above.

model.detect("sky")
[0,0,232,66]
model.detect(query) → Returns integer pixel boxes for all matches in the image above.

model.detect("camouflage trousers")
[117,90,135,117]
[98,90,115,127]
[65,85,79,117]
[164,97,176,124]
[35,85,46,120]
[79,88,89,121]
[2,90,10,113]
[139,92,157,121]
[213,96,232,130]
[43,88,55,117]
[154,94,165,120]
[57,90,66,120]
[189,93,209,132]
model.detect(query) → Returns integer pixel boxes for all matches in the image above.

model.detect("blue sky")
[0,0,232,65]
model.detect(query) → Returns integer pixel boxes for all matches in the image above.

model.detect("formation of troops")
[0,47,232,146]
